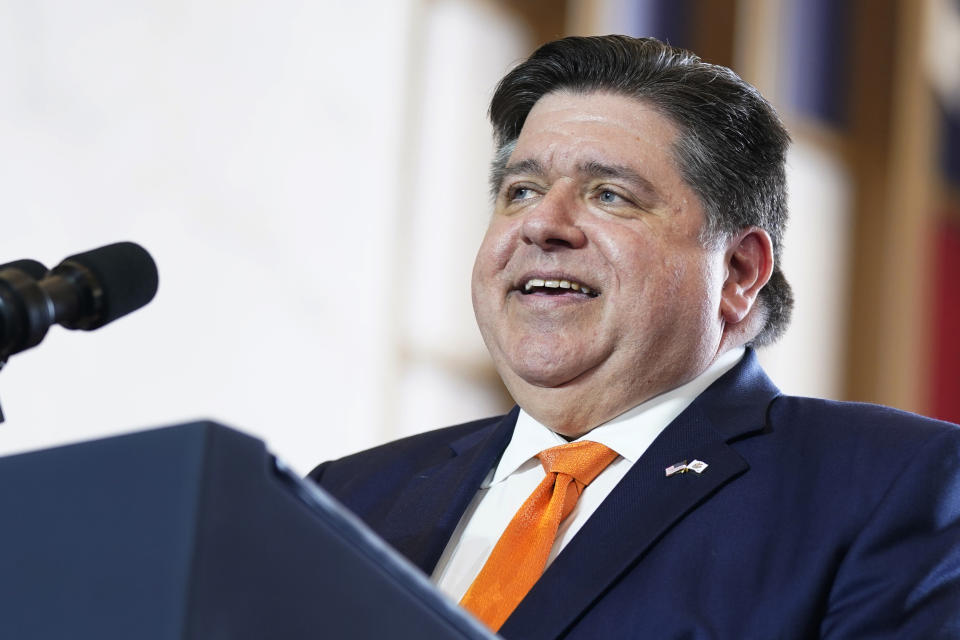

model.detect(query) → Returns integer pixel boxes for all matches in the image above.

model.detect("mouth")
[518,275,600,298]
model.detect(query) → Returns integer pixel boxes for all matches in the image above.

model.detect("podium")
[0,422,497,639]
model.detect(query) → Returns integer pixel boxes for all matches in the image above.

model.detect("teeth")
[522,278,597,296]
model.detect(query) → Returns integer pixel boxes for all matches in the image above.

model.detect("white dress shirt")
[431,348,745,601]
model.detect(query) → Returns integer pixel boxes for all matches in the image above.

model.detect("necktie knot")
[537,440,619,487]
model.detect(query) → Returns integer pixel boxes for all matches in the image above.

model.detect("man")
[310,36,960,638]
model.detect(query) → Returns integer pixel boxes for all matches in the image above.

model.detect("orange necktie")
[459,440,619,631]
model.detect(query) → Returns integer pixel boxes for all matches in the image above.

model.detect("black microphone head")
[0,259,49,281]
[59,242,159,329]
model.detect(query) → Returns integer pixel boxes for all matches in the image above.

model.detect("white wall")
[0,0,424,472]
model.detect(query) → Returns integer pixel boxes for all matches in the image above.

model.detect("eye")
[598,189,621,204]
[595,188,632,206]
[507,185,538,201]
[590,186,644,218]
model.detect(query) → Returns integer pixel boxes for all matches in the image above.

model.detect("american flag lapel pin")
[665,461,688,477]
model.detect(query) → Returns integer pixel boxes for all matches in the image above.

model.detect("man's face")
[471,91,730,431]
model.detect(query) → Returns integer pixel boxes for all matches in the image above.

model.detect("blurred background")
[1,0,957,474]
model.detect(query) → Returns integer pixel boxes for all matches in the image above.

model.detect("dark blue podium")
[0,422,497,639]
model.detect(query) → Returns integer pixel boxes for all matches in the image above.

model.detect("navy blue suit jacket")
[309,351,960,638]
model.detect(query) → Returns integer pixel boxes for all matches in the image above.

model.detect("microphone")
[0,242,159,362]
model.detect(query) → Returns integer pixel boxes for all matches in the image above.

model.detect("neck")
[506,344,748,438]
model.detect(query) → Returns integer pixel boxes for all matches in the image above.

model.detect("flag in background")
[927,0,960,422]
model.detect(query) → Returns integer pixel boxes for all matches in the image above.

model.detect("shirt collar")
[488,347,746,486]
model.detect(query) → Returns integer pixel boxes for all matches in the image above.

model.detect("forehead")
[509,91,683,178]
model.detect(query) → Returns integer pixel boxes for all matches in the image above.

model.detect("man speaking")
[310,36,960,638]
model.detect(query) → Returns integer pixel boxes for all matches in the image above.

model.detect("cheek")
[472,220,513,311]
[617,245,718,322]
[470,249,492,319]
[669,253,726,323]
[595,225,679,294]
[474,217,517,274]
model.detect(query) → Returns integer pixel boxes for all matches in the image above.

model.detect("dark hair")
[488,35,793,346]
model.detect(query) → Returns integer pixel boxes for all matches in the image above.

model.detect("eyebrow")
[505,158,546,177]
[491,157,544,196]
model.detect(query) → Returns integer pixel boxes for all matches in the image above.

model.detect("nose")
[521,185,587,250]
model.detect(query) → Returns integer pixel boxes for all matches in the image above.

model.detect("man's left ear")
[719,228,774,324]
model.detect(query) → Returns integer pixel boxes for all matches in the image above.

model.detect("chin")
[514,370,573,389]
[502,354,594,390]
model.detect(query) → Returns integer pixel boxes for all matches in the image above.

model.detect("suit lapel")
[379,409,518,574]
[501,352,779,639]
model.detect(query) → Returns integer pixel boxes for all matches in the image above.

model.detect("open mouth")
[520,277,600,298]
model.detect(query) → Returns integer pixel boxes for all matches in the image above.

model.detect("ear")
[719,228,774,325]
